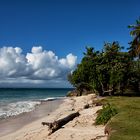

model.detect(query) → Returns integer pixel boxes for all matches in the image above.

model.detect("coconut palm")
[128,18,140,58]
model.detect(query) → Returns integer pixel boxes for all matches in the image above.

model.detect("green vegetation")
[95,103,118,125]
[104,97,140,140]
[68,18,140,96]
[128,18,140,58]
[68,42,140,96]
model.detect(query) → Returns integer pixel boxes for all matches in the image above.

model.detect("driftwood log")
[42,112,80,135]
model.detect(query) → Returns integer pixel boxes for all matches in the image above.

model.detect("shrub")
[95,103,117,125]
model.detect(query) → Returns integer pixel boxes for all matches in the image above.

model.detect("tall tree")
[97,42,129,95]
[128,18,140,58]
[68,47,100,95]
[68,42,132,96]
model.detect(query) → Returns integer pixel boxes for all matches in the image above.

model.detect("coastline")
[0,99,63,137]
[0,94,107,140]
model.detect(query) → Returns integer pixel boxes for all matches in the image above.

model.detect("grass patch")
[104,96,140,140]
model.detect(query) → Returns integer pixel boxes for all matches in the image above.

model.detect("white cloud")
[31,46,42,54]
[0,46,77,87]
[59,53,77,68]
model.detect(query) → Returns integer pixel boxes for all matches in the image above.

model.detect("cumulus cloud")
[0,46,77,87]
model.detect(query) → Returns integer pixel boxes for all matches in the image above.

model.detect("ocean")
[0,88,73,119]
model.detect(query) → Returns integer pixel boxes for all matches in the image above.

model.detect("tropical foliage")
[128,18,140,58]
[68,18,140,96]
[95,103,118,125]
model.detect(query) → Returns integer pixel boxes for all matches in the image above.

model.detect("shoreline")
[0,99,64,137]
[0,94,107,140]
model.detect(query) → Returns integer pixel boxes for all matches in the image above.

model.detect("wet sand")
[0,99,63,137]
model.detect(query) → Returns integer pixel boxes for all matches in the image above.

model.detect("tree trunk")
[42,112,80,135]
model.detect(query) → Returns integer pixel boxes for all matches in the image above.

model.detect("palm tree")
[128,18,140,58]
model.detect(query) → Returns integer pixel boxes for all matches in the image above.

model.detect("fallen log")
[42,111,80,135]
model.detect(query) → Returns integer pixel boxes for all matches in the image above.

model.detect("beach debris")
[41,111,80,135]
[83,103,90,109]
[95,102,103,106]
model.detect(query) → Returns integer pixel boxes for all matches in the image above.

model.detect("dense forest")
[68,18,140,96]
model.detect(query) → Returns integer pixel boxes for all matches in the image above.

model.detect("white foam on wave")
[40,97,56,101]
[0,101,41,119]
[40,97,66,102]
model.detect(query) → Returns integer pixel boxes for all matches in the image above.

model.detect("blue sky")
[0,0,140,87]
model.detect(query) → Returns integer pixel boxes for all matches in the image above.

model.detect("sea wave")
[0,101,41,119]
[0,96,65,119]
[39,97,66,102]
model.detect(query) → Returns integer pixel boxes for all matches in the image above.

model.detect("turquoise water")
[0,88,73,119]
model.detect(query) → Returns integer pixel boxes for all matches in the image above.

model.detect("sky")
[0,0,140,88]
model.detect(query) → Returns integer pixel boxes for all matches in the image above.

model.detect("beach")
[0,94,107,140]
[0,99,63,137]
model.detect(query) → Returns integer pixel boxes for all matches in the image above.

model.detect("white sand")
[0,94,107,140]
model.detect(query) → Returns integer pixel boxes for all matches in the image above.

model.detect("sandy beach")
[0,94,107,140]
[0,99,63,137]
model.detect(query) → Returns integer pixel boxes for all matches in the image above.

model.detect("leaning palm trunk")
[130,35,140,58]
[129,18,140,58]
